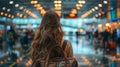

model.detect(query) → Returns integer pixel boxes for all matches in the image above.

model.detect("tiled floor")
[0,35,120,67]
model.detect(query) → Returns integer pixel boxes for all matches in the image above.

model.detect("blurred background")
[0,0,120,67]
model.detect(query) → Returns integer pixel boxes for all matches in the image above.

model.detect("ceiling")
[0,0,111,19]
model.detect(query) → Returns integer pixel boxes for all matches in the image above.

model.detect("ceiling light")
[95,14,98,17]
[76,4,79,7]
[30,1,34,4]
[78,1,82,3]
[103,1,108,4]
[79,4,83,7]
[39,7,43,10]
[58,4,61,7]
[2,7,6,10]
[23,9,26,12]
[19,14,23,17]
[5,13,8,16]
[7,9,11,12]
[81,1,86,4]
[98,13,101,16]
[34,1,38,4]
[58,1,62,3]
[89,10,92,13]
[8,14,11,17]
[1,12,4,15]
[24,16,27,18]
[17,13,20,16]
[95,7,98,10]
[54,1,57,3]
[20,7,24,10]
[9,1,14,4]
[92,8,95,11]
[55,4,61,7]
[15,4,19,7]
[11,15,14,18]
[76,7,80,10]
[98,4,102,7]
[36,4,41,7]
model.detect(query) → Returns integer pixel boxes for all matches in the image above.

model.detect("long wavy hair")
[31,10,64,63]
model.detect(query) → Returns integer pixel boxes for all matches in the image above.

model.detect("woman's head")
[31,10,64,61]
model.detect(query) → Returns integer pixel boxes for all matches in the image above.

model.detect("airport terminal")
[0,0,120,67]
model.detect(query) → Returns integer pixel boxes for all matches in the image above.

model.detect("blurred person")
[112,29,117,42]
[31,10,77,67]
[102,29,110,54]
[116,28,120,57]
[27,29,34,45]
[117,28,120,45]
[0,35,3,50]
[20,29,29,52]
[7,26,17,51]
[75,31,79,45]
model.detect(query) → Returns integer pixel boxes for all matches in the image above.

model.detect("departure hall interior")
[0,0,120,67]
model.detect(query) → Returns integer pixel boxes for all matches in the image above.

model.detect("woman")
[31,10,75,67]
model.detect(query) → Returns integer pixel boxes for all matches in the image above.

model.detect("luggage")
[109,41,116,49]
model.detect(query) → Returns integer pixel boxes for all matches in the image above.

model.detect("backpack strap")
[62,40,68,51]
[45,45,68,67]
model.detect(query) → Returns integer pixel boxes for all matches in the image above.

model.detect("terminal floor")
[0,35,120,67]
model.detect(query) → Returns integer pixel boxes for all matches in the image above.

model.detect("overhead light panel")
[76,7,80,10]
[58,1,62,3]
[89,10,92,13]
[2,7,6,10]
[1,12,4,15]
[92,8,95,11]
[95,14,98,17]
[11,15,14,18]
[20,7,24,10]
[98,4,102,7]
[8,14,11,17]
[81,1,86,4]
[15,4,19,7]
[79,4,83,7]
[95,6,98,10]
[9,1,14,4]
[34,1,38,4]
[79,1,85,4]
[7,9,11,12]
[5,13,8,16]
[78,1,82,3]
[54,1,58,3]
[103,1,108,4]
[98,13,101,16]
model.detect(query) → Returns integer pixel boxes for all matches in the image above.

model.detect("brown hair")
[31,10,64,62]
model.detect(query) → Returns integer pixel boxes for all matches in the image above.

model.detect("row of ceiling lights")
[93,13,102,18]
[81,0,108,18]
[54,0,62,10]
[30,0,46,16]
[0,12,14,19]
[6,0,38,18]
[76,0,86,10]
[69,0,86,17]
[17,13,27,18]
[92,0,108,18]
[0,0,108,19]
[54,0,62,17]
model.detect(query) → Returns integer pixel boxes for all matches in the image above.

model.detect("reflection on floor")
[0,35,120,67]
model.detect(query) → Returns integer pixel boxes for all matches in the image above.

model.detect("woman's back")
[31,10,77,67]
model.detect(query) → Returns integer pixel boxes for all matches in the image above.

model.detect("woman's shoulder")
[63,40,72,47]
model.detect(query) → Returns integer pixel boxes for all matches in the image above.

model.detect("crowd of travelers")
[93,26,120,55]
